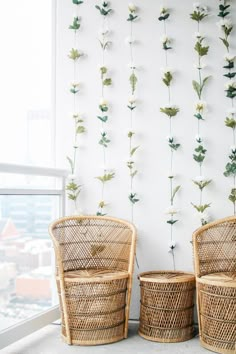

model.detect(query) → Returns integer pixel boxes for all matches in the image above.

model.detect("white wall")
[56,0,236,318]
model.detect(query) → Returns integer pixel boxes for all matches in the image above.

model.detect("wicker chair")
[192,216,236,354]
[49,215,136,346]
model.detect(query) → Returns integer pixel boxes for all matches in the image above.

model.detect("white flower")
[194,62,206,70]
[196,211,210,224]
[160,34,171,44]
[225,81,236,90]
[100,128,107,135]
[166,207,179,215]
[128,3,136,12]
[194,31,203,39]
[227,107,236,115]
[128,62,137,69]
[193,2,200,9]
[71,81,79,87]
[168,240,176,252]
[217,18,233,30]
[125,36,135,45]
[99,28,109,36]
[195,134,203,143]
[168,172,176,179]
[128,95,136,104]
[100,97,108,106]
[160,66,173,75]
[195,100,207,113]
[230,145,236,153]
[68,173,76,180]
[193,175,206,183]
[160,6,168,15]
[224,53,236,62]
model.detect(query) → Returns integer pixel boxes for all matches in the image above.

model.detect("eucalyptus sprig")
[72,0,83,4]
[127,3,138,21]
[158,7,170,21]
[69,16,80,31]
[224,148,236,177]
[95,2,112,16]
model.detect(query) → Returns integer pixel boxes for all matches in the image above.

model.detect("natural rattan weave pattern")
[49,215,136,346]
[138,271,195,343]
[193,216,236,354]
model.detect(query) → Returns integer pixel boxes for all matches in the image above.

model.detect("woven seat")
[49,215,136,346]
[193,216,236,354]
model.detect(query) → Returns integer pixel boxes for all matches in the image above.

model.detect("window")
[0,1,62,349]
[0,0,54,166]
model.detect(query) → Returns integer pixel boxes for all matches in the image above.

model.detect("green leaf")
[68,48,82,60]
[96,173,115,183]
[224,162,236,177]
[229,188,236,204]
[127,105,136,111]
[195,145,207,154]
[76,126,86,134]
[192,80,201,99]
[130,170,138,178]
[224,72,236,79]
[167,219,178,225]
[193,154,205,163]
[190,11,208,22]
[225,117,236,129]
[129,72,137,94]
[103,78,112,86]
[194,113,203,120]
[127,14,138,21]
[191,203,211,213]
[171,185,180,204]
[158,13,170,21]
[162,71,173,87]
[192,179,212,191]
[160,107,179,117]
[97,115,108,122]
[66,156,74,173]
[100,66,107,75]
[130,146,139,156]
[169,143,180,151]
[73,0,83,4]
[194,41,209,57]
[220,37,229,50]
[69,16,80,30]
[129,193,139,204]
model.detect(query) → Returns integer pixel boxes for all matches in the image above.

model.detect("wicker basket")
[138,271,195,343]
[49,215,136,345]
[193,216,236,354]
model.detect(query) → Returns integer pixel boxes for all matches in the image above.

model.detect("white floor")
[2,322,208,354]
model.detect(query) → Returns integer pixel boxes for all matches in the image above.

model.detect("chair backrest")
[193,216,236,277]
[49,215,136,274]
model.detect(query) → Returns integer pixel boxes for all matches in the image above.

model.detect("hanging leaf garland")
[126,3,140,221]
[159,5,181,270]
[95,1,114,216]
[190,3,211,226]
[217,1,236,213]
[66,0,86,212]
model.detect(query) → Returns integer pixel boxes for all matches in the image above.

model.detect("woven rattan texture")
[138,272,195,343]
[53,218,132,273]
[198,280,236,353]
[195,221,236,277]
[49,216,136,346]
[193,216,236,354]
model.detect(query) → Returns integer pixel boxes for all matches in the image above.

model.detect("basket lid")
[138,271,195,283]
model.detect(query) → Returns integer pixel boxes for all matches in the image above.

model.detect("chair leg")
[124,276,132,338]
